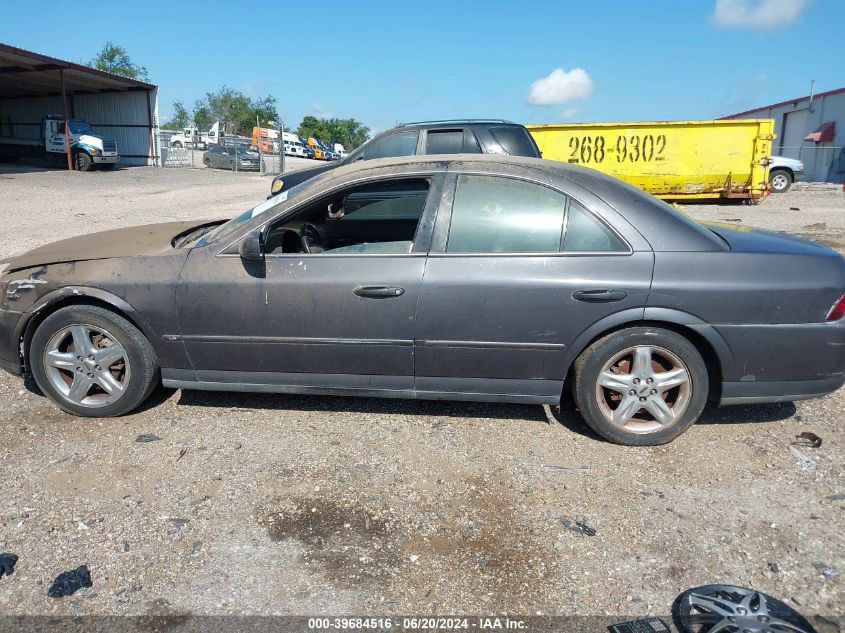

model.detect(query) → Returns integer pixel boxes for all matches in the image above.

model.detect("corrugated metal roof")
[0,42,156,99]
[721,86,845,119]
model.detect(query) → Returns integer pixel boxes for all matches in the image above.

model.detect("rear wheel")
[172,141,183,149]
[769,168,792,193]
[29,305,158,417]
[572,327,708,445]
[75,151,93,172]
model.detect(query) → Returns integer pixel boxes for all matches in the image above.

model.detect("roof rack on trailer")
[397,119,515,126]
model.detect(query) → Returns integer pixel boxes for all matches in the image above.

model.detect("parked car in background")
[768,156,805,193]
[2,155,843,446]
[202,144,259,171]
[270,119,542,196]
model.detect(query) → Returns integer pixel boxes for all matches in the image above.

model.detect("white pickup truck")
[168,122,220,150]
[0,115,119,171]
[768,156,804,193]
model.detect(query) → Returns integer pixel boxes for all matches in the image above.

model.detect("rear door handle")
[354,285,405,298]
[572,289,627,303]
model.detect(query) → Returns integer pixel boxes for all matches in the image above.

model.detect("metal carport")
[0,42,158,167]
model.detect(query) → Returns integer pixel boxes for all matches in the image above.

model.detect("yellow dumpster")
[527,119,775,201]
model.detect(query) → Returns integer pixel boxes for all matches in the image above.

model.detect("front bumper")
[0,307,24,375]
[93,154,120,164]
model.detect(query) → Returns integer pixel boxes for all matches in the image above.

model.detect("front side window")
[446,175,566,253]
[360,130,419,160]
[263,178,431,255]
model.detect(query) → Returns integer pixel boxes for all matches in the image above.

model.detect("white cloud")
[560,108,580,120]
[310,102,334,119]
[711,0,809,30]
[527,68,594,106]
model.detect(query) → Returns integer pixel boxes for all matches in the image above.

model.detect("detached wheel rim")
[771,174,788,190]
[43,324,131,408]
[595,345,691,434]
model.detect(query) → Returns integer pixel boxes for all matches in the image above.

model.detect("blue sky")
[2,0,842,135]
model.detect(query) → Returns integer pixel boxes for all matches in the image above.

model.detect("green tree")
[88,42,148,80]
[297,116,370,149]
[167,101,191,129]
[191,87,279,136]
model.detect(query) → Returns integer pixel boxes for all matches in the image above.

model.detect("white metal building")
[725,86,845,183]
[0,43,158,167]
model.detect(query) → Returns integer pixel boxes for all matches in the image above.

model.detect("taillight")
[826,292,845,321]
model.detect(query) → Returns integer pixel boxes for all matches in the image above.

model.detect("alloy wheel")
[595,345,692,434]
[43,324,131,408]
[771,174,789,191]
[674,585,816,633]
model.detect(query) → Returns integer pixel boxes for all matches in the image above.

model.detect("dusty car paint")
[0,154,843,408]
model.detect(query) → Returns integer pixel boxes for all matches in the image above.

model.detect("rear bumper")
[716,319,845,404]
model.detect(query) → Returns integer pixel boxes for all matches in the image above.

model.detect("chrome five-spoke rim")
[771,174,788,190]
[43,324,130,408]
[595,345,691,434]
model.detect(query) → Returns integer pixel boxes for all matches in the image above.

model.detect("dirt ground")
[0,164,842,624]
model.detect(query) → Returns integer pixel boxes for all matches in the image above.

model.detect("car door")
[173,171,445,393]
[413,166,654,403]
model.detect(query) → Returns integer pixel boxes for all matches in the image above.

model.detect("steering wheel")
[300,223,328,253]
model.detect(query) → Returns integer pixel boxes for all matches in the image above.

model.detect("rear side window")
[424,129,482,154]
[447,175,566,253]
[563,200,627,252]
[425,130,463,154]
[488,126,539,157]
[361,130,419,159]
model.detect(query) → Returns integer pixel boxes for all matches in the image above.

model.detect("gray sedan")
[1,155,843,445]
[202,144,259,171]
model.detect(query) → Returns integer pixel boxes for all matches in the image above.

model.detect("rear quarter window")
[488,126,540,157]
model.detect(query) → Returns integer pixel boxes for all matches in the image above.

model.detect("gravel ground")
[0,164,842,623]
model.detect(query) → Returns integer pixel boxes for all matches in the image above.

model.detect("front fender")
[17,286,157,365]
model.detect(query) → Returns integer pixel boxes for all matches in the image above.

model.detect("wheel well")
[21,297,141,373]
[770,167,793,178]
[564,319,723,405]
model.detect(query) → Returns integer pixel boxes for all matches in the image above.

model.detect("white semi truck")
[0,115,119,171]
[168,122,220,150]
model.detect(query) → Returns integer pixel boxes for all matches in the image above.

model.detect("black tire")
[75,151,93,172]
[769,168,792,193]
[572,326,709,446]
[29,305,158,417]
[172,141,183,149]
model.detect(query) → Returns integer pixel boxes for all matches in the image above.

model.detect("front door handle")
[572,289,627,303]
[354,285,405,299]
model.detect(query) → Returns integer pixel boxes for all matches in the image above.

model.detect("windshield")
[193,176,323,247]
[69,121,94,135]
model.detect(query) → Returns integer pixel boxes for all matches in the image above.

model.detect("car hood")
[275,162,337,195]
[4,220,215,273]
[703,222,838,256]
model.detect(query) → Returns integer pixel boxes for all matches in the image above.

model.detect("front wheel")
[172,141,183,149]
[75,151,93,171]
[572,327,709,445]
[769,169,793,193]
[29,305,159,417]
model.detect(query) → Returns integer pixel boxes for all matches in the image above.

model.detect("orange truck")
[250,127,279,153]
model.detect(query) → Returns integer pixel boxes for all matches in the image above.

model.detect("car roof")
[395,119,518,129]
